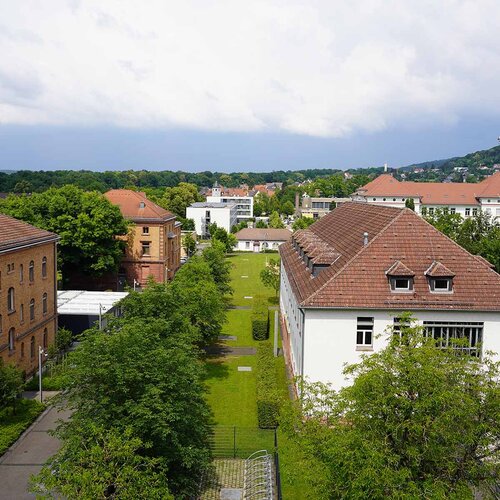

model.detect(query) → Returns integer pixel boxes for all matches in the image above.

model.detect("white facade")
[207,187,254,221]
[280,265,500,392]
[236,239,284,252]
[186,202,238,236]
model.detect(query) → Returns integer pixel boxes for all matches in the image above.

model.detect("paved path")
[204,345,256,356]
[0,405,71,500]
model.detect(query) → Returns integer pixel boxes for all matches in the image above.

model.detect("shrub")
[256,342,279,429]
[252,297,269,341]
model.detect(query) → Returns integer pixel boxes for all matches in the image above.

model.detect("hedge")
[252,297,269,341]
[256,342,279,429]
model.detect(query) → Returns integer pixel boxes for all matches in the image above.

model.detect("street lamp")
[98,303,105,330]
[38,346,47,403]
[133,279,139,291]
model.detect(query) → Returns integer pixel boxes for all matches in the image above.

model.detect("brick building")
[104,190,181,287]
[0,214,59,375]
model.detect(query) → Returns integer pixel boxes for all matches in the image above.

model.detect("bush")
[256,342,280,429]
[252,297,269,340]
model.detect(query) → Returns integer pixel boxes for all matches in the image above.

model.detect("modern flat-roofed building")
[206,182,254,222]
[0,214,59,375]
[187,202,238,237]
[279,202,500,392]
[104,190,181,287]
[352,172,500,218]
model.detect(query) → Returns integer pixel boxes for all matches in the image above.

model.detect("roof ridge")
[301,207,408,306]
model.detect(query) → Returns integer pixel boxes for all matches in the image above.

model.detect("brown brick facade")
[0,240,58,376]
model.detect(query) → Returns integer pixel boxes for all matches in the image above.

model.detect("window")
[43,328,48,349]
[372,198,376,201]
[428,207,434,215]
[30,336,35,359]
[450,208,456,214]
[19,264,23,283]
[472,208,478,216]
[429,278,453,292]
[245,241,250,249]
[382,198,386,201]
[30,299,35,321]
[393,198,396,202]
[356,317,374,349]
[423,321,483,357]
[8,328,15,352]
[7,287,15,312]
[29,260,34,282]
[42,293,48,315]
[390,277,413,291]
[421,207,427,216]
[141,242,151,256]
[20,304,24,323]
[465,208,471,216]
[393,316,409,335]
[142,226,149,235]
[42,257,47,278]
[7,263,14,273]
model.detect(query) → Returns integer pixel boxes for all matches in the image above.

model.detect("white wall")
[186,205,237,236]
[207,194,254,220]
[302,308,500,391]
[236,240,284,251]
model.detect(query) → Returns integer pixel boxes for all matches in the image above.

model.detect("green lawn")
[0,399,45,456]
[226,253,278,306]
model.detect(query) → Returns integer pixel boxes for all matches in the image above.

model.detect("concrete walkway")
[204,345,257,356]
[0,404,71,500]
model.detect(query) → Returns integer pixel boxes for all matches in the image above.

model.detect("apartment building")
[104,190,181,287]
[0,214,59,375]
[206,182,254,222]
[186,202,238,237]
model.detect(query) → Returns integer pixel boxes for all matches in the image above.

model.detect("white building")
[279,202,500,392]
[234,228,291,252]
[352,172,500,218]
[186,202,238,237]
[206,183,254,222]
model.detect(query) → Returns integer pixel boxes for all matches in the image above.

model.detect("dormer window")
[425,261,454,293]
[386,260,415,293]
[429,278,452,292]
[391,277,413,291]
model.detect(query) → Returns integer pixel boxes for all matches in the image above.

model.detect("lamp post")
[38,346,47,403]
[133,279,139,291]
[98,303,105,330]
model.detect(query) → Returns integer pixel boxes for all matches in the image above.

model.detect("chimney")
[363,232,369,246]
[295,192,300,216]
[384,163,388,173]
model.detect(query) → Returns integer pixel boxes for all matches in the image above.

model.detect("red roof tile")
[424,261,455,277]
[280,202,500,311]
[235,228,291,241]
[0,214,58,252]
[385,260,415,277]
[104,190,175,222]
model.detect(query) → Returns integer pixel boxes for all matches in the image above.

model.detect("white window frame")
[356,317,374,350]
[429,277,453,293]
[390,277,413,292]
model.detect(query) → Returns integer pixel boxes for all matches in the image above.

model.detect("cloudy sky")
[0,0,499,171]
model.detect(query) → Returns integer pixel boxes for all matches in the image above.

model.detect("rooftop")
[0,214,58,253]
[190,202,237,209]
[235,228,292,241]
[57,290,129,315]
[280,202,500,311]
[104,190,176,222]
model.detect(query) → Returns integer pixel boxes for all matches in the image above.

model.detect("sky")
[0,0,499,172]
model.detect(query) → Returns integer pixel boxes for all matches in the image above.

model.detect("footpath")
[0,393,71,500]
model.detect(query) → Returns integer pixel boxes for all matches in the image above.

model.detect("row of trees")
[32,242,232,498]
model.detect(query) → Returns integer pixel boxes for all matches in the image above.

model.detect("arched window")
[30,336,35,358]
[43,328,48,349]
[42,293,48,315]
[29,261,34,282]
[19,264,24,283]
[30,299,35,321]
[8,328,15,352]
[7,287,15,312]
[20,304,24,323]
[42,257,47,278]
[21,342,24,358]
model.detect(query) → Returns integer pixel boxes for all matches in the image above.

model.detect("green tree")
[212,226,237,253]
[260,259,280,296]
[292,217,315,231]
[404,198,415,210]
[0,360,23,413]
[281,200,295,216]
[253,201,264,217]
[255,219,268,228]
[202,240,233,295]
[61,319,212,497]
[282,316,500,498]
[31,424,173,499]
[0,186,129,280]
[183,233,196,257]
[268,211,285,229]
[154,182,203,218]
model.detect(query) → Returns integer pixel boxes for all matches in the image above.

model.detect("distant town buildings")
[352,172,500,218]
[234,227,291,252]
[0,214,59,375]
[186,202,238,237]
[279,202,500,391]
[206,182,254,222]
[298,194,351,219]
[104,190,181,288]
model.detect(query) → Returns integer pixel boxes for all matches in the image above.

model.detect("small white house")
[234,228,291,252]
[280,202,500,393]
[186,202,238,237]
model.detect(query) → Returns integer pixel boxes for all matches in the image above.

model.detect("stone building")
[0,214,59,375]
[104,190,181,287]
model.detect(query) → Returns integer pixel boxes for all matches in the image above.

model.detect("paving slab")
[0,465,41,500]
[219,335,237,341]
[221,488,243,500]
[237,366,252,372]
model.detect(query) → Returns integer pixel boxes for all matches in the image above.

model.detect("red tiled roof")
[356,174,491,205]
[386,260,415,277]
[424,261,455,277]
[235,228,291,241]
[280,202,500,311]
[0,214,58,253]
[104,190,175,222]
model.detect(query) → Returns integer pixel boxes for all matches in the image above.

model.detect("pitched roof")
[356,174,491,205]
[235,228,291,241]
[104,190,175,222]
[424,261,455,277]
[385,260,415,277]
[0,214,59,253]
[280,202,500,311]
